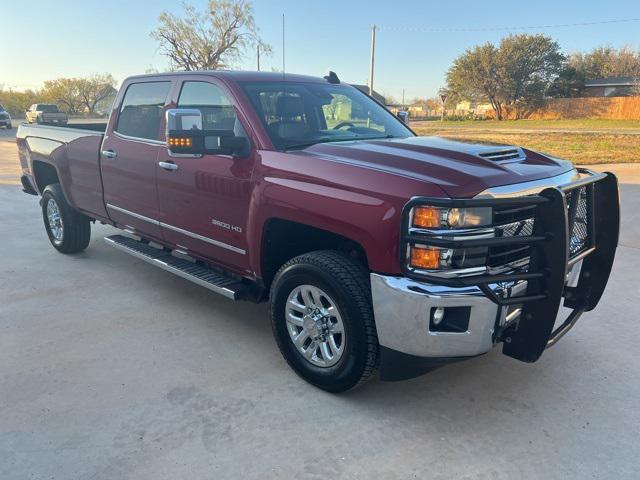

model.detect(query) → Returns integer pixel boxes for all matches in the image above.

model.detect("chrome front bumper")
[371,262,582,359]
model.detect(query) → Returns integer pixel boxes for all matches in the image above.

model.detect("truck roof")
[124,70,328,84]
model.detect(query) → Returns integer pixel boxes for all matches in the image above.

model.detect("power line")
[378,17,640,33]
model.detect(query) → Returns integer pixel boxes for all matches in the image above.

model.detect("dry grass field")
[411,119,640,164]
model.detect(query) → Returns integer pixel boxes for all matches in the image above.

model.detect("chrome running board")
[104,234,245,300]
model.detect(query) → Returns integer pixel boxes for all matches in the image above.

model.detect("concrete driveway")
[1,131,639,479]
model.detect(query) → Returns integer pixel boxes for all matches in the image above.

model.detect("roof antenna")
[324,71,340,84]
[281,13,286,82]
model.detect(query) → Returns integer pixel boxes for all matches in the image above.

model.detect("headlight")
[408,244,488,270]
[411,206,491,229]
[407,205,492,271]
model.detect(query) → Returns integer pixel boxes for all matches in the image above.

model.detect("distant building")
[583,77,639,97]
[454,101,494,116]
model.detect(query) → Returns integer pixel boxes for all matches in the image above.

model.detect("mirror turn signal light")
[409,245,441,270]
[167,136,193,147]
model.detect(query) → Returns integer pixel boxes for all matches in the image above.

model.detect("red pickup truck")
[17,71,619,392]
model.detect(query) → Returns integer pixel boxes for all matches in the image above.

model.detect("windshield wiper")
[283,135,396,152]
[283,138,333,151]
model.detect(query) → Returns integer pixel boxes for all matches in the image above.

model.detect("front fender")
[247,175,404,276]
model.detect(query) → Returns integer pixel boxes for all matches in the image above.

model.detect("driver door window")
[177,81,246,137]
[321,93,385,132]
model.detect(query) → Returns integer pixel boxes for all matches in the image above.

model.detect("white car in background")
[0,104,11,129]
[25,104,68,125]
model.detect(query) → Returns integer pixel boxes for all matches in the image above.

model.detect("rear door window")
[116,82,171,140]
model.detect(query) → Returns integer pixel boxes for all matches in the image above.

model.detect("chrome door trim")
[106,203,160,225]
[113,131,166,147]
[105,203,245,255]
[160,222,246,255]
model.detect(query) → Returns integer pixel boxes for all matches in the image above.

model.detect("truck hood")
[299,136,574,198]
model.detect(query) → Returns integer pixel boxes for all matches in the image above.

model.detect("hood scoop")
[477,148,525,163]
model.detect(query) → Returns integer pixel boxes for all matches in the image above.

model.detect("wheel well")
[261,218,369,289]
[32,161,60,193]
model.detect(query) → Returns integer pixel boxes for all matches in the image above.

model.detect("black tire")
[270,250,378,392]
[41,183,91,254]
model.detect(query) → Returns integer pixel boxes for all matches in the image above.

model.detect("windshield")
[0,104,5,112]
[240,82,413,150]
[38,104,59,113]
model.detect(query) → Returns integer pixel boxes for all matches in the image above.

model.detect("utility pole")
[257,44,260,71]
[369,24,376,96]
[402,88,405,109]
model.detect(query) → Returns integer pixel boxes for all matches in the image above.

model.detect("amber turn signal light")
[167,136,193,147]
[409,245,440,270]
[412,206,440,228]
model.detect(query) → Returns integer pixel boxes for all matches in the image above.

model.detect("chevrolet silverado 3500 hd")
[17,71,619,392]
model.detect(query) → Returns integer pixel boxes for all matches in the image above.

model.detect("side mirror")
[165,108,249,157]
[396,110,409,124]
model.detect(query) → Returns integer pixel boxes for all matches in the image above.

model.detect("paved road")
[1,139,639,479]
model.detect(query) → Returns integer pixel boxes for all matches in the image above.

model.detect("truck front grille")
[489,218,534,268]
[566,186,591,256]
[489,185,592,269]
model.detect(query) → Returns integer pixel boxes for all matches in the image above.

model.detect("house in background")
[583,77,639,97]
[454,100,494,116]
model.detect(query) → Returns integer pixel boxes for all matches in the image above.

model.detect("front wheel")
[270,251,378,392]
[41,183,91,253]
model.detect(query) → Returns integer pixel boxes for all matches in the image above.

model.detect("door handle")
[101,149,117,159]
[159,161,179,171]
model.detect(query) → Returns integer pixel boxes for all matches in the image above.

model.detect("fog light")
[432,307,445,325]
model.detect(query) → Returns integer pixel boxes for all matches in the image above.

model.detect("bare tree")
[151,0,271,71]
[41,78,85,114]
[77,74,117,114]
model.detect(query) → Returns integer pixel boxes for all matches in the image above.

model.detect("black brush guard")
[400,169,620,362]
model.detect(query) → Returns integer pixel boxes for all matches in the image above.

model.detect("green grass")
[411,118,640,131]
[410,119,640,165]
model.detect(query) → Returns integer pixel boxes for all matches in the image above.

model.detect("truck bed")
[18,121,107,139]
[17,122,108,220]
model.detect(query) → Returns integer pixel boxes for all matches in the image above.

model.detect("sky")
[1,0,639,100]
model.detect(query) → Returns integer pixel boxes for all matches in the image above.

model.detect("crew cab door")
[100,81,172,240]
[156,79,255,276]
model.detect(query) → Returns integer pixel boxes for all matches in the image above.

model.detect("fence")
[529,97,640,120]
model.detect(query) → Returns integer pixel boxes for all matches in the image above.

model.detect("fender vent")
[478,149,524,162]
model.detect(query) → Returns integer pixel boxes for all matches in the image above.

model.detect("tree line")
[0,74,117,117]
[444,37,640,120]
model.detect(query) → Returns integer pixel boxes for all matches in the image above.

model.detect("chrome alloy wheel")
[285,285,346,368]
[46,198,64,244]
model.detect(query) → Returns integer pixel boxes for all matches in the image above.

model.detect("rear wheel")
[270,251,378,392]
[41,183,91,254]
